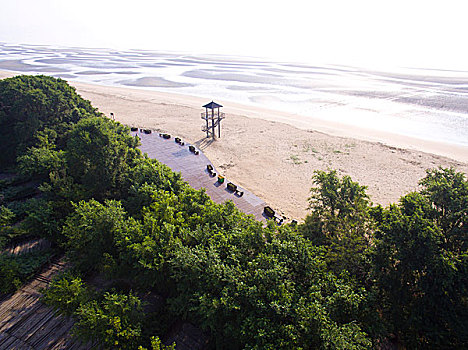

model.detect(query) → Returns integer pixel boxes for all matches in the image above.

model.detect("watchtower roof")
[203,101,223,109]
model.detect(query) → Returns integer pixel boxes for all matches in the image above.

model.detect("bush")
[74,292,144,349]
[0,250,52,295]
[42,273,92,316]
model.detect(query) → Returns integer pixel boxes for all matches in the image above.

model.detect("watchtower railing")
[201,112,225,120]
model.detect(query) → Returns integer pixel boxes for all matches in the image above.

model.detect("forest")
[0,75,466,349]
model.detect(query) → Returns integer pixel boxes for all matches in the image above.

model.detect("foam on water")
[1,43,467,147]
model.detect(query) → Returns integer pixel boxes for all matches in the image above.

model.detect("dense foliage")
[0,250,53,294]
[301,170,373,281]
[372,168,468,348]
[1,75,467,349]
[0,75,100,166]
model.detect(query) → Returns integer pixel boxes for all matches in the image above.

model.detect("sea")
[1,42,467,147]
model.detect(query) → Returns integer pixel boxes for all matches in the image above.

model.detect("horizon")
[1,0,468,71]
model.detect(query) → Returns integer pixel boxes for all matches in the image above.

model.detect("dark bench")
[189,145,199,155]
[206,164,216,177]
[263,206,284,224]
[226,182,244,196]
[263,206,275,218]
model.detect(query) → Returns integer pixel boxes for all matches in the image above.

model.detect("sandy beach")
[1,70,467,220]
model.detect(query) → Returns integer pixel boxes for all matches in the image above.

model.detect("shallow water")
[1,42,467,147]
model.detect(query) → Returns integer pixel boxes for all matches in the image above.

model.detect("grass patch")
[289,155,302,165]
[302,143,319,154]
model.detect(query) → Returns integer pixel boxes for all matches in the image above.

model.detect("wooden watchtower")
[201,101,225,140]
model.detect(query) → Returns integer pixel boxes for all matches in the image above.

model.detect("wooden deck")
[134,131,267,222]
[4,238,51,256]
[0,259,92,350]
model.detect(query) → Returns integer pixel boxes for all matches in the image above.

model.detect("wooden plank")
[0,294,40,331]
[21,308,58,342]
[4,238,51,256]
[33,317,75,350]
[5,336,34,350]
[64,339,95,350]
[0,332,11,346]
[11,305,56,340]
[49,336,74,350]
[0,334,19,349]
[26,314,66,348]
[1,300,44,335]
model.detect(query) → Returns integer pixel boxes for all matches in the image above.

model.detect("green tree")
[122,158,186,216]
[419,167,468,253]
[66,117,140,200]
[373,169,468,348]
[17,146,66,178]
[0,206,15,248]
[0,254,22,294]
[301,170,373,280]
[63,200,127,272]
[42,273,92,316]
[138,337,175,350]
[74,292,144,349]
[0,250,52,295]
[0,75,100,166]
[167,232,372,349]
[0,206,15,227]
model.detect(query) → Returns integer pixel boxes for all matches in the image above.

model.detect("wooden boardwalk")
[4,238,51,256]
[134,131,267,222]
[0,259,92,350]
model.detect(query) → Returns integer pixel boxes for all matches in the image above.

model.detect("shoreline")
[1,70,467,219]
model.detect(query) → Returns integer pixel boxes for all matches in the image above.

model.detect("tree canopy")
[0,75,100,166]
[371,169,468,347]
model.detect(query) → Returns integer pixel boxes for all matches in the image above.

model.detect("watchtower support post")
[201,101,225,140]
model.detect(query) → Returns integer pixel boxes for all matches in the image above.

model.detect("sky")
[1,0,468,70]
